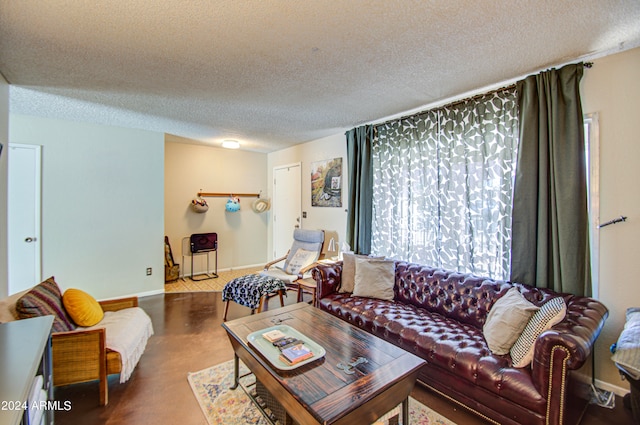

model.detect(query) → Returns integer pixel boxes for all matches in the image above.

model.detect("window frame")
[585,112,600,298]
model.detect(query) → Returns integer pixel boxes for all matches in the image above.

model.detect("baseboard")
[179,263,264,279]
[572,370,630,397]
[593,378,629,397]
[100,288,165,301]
[136,289,166,298]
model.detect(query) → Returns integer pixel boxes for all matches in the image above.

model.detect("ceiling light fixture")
[222,140,240,149]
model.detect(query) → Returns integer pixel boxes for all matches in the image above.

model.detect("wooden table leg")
[256,295,266,314]
[297,286,303,302]
[223,300,230,321]
[230,354,239,390]
[402,397,409,425]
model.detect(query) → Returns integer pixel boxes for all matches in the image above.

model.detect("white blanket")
[81,307,154,383]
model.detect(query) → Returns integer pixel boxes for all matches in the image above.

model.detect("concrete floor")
[53,291,635,425]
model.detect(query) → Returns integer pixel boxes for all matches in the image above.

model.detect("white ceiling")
[2,1,640,153]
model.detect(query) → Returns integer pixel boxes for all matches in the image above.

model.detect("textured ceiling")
[1,1,640,153]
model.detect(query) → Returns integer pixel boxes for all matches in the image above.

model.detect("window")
[370,88,519,280]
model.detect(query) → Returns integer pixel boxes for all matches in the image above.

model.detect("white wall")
[164,141,269,273]
[0,75,8,299]
[267,133,348,259]
[9,114,165,300]
[582,46,640,389]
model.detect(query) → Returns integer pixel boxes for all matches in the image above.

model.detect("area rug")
[187,360,456,425]
[165,267,258,293]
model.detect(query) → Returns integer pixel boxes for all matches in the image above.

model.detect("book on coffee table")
[262,329,286,343]
[247,325,325,370]
[280,343,314,365]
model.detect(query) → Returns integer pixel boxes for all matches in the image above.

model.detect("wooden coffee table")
[222,302,426,425]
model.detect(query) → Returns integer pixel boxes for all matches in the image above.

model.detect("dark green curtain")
[510,63,591,296]
[345,125,374,254]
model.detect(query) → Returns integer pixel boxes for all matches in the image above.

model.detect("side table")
[296,277,318,307]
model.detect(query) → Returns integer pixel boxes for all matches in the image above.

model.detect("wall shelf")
[197,192,260,198]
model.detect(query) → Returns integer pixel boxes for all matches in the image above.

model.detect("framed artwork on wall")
[311,157,342,207]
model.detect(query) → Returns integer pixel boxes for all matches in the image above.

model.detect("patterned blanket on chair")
[222,274,287,310]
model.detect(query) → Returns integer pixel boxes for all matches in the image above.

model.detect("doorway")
[8,144,42,294]
[273,163,301,259]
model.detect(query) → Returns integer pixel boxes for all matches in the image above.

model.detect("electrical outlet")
[146,267,152,276]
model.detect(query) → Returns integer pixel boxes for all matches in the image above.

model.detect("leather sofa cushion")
[320,294,546,413]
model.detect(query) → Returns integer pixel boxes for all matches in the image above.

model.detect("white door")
[8,144,42,294]
[273,163,301,259]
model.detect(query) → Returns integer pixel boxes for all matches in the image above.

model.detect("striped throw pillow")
[16,277,76,332]
[510,297,567,368]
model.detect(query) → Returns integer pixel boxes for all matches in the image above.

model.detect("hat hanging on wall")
[225,195,241,212]
[252,197,271,213]
[191,196,209,213]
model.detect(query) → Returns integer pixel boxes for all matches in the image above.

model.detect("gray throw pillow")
[483,287,539,355]
[352,258,395,301]
[340,252,384,293]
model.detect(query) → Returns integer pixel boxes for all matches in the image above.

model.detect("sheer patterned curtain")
[371,89,519,279]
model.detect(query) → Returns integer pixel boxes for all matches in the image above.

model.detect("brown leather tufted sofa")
[312,261,608,425]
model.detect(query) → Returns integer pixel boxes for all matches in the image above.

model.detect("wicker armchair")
[51,296,138,405]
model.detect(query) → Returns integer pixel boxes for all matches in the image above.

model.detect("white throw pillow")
[483,287,540,355]
[352,258,395,301]
[284,248,318,275]
[510,297,567,368]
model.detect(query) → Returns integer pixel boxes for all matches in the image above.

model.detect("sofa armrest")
[531,296,608,396]
[311,261,343,300]
[99,297,138,312]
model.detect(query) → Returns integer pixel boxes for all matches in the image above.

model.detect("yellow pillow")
[62,288,104,327]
